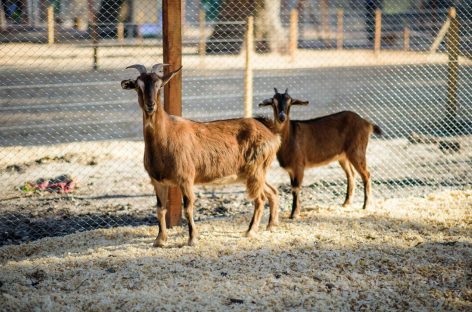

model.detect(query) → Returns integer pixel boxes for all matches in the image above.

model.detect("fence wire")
[0,0,471,246]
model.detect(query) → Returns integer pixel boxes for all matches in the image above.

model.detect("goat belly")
[195,174,243,185]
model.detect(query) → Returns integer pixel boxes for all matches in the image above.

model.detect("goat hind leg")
[152,182,169,247]
[339,159,356,208]
[350,156,372,210]
[246,196,264,238]
[264,182,279,231]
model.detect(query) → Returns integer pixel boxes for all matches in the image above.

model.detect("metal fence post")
[47,6,54,44]
[289,9,298,62]
[446,7,459,121]
[244,16,254,118]
[163,0,183,227]
[374,9,381,54]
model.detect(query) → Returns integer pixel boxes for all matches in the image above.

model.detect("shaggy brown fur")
[122,65,280,247]
[260,89,382,218]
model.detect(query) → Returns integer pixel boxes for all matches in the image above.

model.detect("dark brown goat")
[260,89,382,218]
[121,64,281,247]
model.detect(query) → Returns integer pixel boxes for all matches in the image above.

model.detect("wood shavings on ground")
[0,190,471,311]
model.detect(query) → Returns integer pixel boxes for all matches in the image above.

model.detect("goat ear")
[160,66,183,88]
[121,79,136,90]
[291,99,309,105]
[259,98,273,107]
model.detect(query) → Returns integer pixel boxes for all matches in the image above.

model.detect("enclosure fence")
[0,0,471,246]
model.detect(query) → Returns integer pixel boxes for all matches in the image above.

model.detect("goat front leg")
[152,181,169,247]
[264,182,279,231]
[289,170,304,219]
[180,182,198,246]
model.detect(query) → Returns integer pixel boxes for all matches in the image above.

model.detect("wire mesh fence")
[0,0,471,246]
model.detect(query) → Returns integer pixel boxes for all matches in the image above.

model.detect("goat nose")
[278,112,286,122]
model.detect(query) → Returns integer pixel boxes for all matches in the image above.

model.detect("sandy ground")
[0,189,470,311]
[1,43,472,72]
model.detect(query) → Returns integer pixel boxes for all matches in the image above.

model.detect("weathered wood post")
[374,9,382,54]
[163,0,183,227]
[446,7,459,121]
[289,9,298,62]
[403,26,410,51]
[244,16,254,118]
[117,22,125,42]
[199,8,206,65]
[87,0,98,70]
[337,9,344,50]
[47,5,54,44]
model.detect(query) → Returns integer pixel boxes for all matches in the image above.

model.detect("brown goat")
[121,64,281,247]
[260,88,382,218]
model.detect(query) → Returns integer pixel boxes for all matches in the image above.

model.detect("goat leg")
[339,159,356,208]
[181,183,198,246]
[152,182,169,247]
[289,171,303,219]
[246,196,264,237]
[264,182,279,231]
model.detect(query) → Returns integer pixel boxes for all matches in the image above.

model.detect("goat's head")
[259,88,309,123]
[121,64,182,114]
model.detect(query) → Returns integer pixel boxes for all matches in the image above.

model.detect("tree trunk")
[206,0,285,54]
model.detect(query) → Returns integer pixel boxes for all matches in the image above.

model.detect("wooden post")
[117,22,125,42]
[47,6,54,44]
[199,9,206,62]
[88,0,98,70]
[320,0,329,41]
[162,0,183,227]
[337,9,343,50]
[446,7,459,120]
[374,9,381,54]
[403,26,410,51]
[289,9,298,62]
[244,16,254,118]
[430,16,451,53]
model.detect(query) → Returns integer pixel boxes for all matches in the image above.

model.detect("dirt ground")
[0,189,470,311]
[0,135,471,246]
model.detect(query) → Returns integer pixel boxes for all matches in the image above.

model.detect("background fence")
[0,0,471,246]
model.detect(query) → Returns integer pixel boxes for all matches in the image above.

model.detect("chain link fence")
[0,0,471,246]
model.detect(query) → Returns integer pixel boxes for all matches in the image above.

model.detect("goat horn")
[285,88,288,94]
[151,63,170,73]
[274,88,278,94]
[126,64,147,74]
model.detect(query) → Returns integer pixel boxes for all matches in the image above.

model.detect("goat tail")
[372,124,383,136]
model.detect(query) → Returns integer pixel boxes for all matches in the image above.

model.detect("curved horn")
[274,88,278,94]
[151,63,170,73]
[126,64,147,74]
[285,88,288,94]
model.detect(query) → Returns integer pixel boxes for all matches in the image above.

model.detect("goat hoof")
[342,202,351,208]
[245,230,257,238]
[188,238,198,247]
[290,214,300,220]
[266,224,277,232]
[153,239,166,248]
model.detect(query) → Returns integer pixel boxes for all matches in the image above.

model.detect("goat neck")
[142,90,170,145]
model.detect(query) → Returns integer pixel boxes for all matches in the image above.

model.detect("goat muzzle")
[278,112,286,122]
